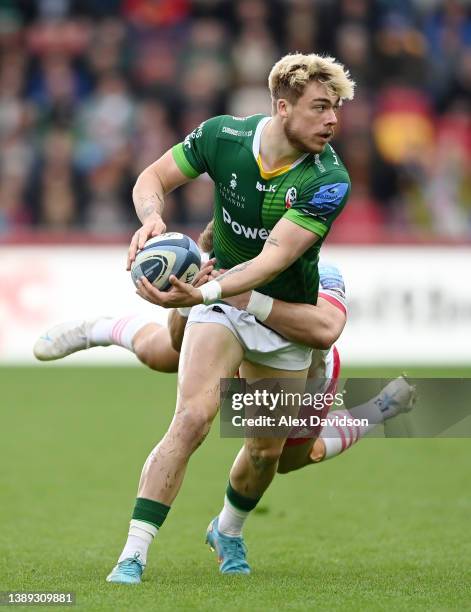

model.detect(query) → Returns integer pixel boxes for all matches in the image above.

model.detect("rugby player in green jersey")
[106,53,357,582]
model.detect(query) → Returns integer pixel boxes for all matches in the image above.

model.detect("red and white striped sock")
[319,405,380,460]
[90,315,157,351]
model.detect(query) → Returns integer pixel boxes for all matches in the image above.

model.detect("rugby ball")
[131,232,201,291]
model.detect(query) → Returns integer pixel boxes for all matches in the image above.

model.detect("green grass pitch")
[1,366,470,611]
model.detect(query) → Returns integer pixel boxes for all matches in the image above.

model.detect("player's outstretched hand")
[136,275,202,308]
[127,216,167,270]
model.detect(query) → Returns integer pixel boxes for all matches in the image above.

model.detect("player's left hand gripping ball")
[131,232,202,308]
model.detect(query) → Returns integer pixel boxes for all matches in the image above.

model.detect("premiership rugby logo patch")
[308,182,349,213]
[285,186,297,209]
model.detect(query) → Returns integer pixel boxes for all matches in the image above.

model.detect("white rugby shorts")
[186,303,312,371]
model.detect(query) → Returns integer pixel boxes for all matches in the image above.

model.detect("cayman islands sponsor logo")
[218,172,245,208]
[285,186,297,209]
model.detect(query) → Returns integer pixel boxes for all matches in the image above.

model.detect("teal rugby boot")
[106,553,144,584]
[205,517,251,575]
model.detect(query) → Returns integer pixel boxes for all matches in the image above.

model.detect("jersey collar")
[252,116,309,179]
[252,116,272,159]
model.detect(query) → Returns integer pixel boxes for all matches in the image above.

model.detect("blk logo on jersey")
[256,181,277,192]
[285,186,297,209]
[308,183,349,213]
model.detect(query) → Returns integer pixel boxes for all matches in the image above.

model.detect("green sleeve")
[172,144,200,178]
[283,209,330,237]
[284,170,350,239]
[171,115,225,178]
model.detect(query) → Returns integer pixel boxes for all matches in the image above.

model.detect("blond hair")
[268,53,355,108]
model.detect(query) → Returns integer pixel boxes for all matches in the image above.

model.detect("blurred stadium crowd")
[0,0,470,240]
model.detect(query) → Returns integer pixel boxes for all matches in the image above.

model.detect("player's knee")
[139,351,178,373]
[133,326,179,373]
[132,338,176,372]
[175,401,215,445]
[248,444,283,470]
[133,337,156,369]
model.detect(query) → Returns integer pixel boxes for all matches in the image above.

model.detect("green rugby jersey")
[172,114,350,304]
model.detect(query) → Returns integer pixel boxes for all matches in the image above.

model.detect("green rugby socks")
[218,482,260,537]
[117,498,170,565]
